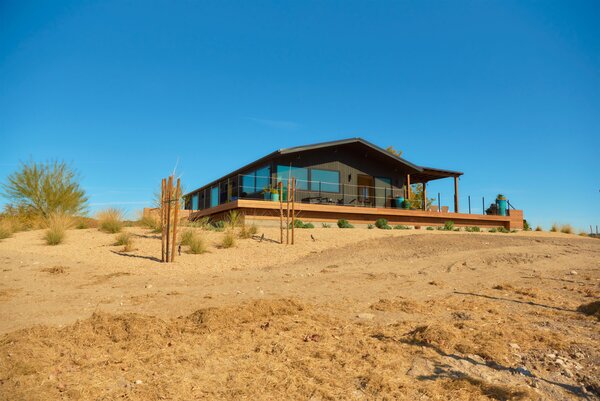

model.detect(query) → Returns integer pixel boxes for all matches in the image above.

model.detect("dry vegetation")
[97,208,124,233]
[0,224,598,401]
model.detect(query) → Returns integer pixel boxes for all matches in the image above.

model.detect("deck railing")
[188,174,514,216]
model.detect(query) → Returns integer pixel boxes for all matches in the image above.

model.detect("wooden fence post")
[161,178,167,262]
[279,181,283,244]
[170,178,180,262]
[291,178,296,245]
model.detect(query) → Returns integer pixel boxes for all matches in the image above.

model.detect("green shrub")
[179,229,195,246]
[303,222,314,229]
[211,220,225,231]
[188,235,207,254]
[426,226,434,231]
[375,218,388,229]
[337,219,354,228]
[394,225,410,230]
[97,208,123,233]
[292,219,305,228]
[321,223,331,228]
[523,220,531,231]
[489,228,498,233]
[226,210,242,228]
[44,229,64,245]
[464,226,481,232]
[498,227,509,233]
[367,224,374,229]
[221,230,236,248]
[443,221,454,231]
[114,232,132,246]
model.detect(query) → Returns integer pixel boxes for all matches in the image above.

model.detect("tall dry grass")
[138,211,161,233]
[114,232,134,252]
[97,208,124,233]
[43,213,73,245]
[221,230,236,248]
[560,224,573,234]
[0,221,12,240]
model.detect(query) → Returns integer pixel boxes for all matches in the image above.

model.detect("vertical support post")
[286,178,290,245]
[291,178,296,245]
[279,181,283,244]
[482,197,485,215]
[171,178,181,262]
[161,178,166,262]
[406,174,411,199]
[453,176,459,213]
[468,195,471,214]
[422,182,427,211]
[165,176,173,262]
[437,192,441,213]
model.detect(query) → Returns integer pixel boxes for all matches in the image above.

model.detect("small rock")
[555,358,566,366]
[134,380,143,385]
[509,343,521,350]
[569,270,578,275]
[357,313,375,320]
[563,369,574,378]
[145,284,152,289]
[546,353,556,359]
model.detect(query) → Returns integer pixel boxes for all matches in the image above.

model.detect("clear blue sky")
[1,1,599,230]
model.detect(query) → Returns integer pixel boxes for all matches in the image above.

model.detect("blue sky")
[1,1,599,230]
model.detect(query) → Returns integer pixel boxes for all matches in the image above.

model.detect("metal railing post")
[468,195,471,214]
[438,193,441,213]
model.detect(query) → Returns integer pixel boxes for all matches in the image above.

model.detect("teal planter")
[271,193,280,202]
[395,197,404,208]
[263,192,271,201]
[497,199,507,216]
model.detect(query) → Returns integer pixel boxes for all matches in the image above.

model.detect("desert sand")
[0,226,598,400]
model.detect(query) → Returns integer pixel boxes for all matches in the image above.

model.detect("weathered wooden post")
[286,178,290,245]
[279,181,283,244]
[161,178,166,262]
[291,178,296,245]
[170,178,180,262]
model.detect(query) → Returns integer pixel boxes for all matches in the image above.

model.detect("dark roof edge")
[419,166,464,176]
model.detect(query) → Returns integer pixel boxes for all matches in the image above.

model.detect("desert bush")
[226,210,242,228]
[560,224,573,234]
[290,219,314,229]
[221,230,236,248]
[453,227,461,231]
[375,218,389,229]
[210,220,226,231]
[239,226,251,239]
[321,223,331,228]
[464,226,481,232]
[489,228,498,233]
[139,213,161,232]
[550,223,558,232]
[523,220,531,231]
[337,219,354,229]
[367,224,374,229]
[114,232,132,246]
[535,226,543,232]
[0,221,13,240]
[179,229,196,246]
[394,225,410,230]
[426,226,434,231]
[498,227,509,233]
[97,208,123,233]
[248,224,258,235]
[188,235,207,254]
[43,213,72,245]
[443,221,454,231]
[2,161,87,219]
[303,222,314,229]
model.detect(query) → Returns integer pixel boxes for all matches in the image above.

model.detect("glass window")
[241,174,255,195]
[276,165,308,190]
[210,186,219,208]
[192,194,199,210]
[310,169,340,193]
[255,166,271,192]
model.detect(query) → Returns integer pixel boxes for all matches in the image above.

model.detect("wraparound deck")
[189,199,524,230]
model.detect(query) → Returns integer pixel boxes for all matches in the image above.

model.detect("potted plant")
[395,196,404,209]
[270,187,279,202]
[262,187,271,201]
[496,194,507,216]
[401,199,411,209]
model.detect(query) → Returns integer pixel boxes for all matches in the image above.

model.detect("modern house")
[182,138,523,229]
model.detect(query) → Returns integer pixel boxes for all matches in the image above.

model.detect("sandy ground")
[0,226,598,400]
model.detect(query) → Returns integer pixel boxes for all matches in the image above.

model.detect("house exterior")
[181,138,524,229]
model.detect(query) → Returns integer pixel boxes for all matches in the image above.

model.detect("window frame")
[309,168,341,193]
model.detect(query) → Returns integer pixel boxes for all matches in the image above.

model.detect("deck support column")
[453,176,459,213]
[422,182,427,211]
[406,174,411,199]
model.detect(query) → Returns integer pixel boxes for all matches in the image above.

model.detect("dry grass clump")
[138,212,161,232]
[226,210,242,229]
[43,213,72,245]
[97,208,123,233]
[0,221,12,240]
[405,324,460,354]
[535,225,543,232]
[180,229,206,254]
[114,232,133,248]
[560,224,573,234]
[221,230,236,248]
[550,223,558,232]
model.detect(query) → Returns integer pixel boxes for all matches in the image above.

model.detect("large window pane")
[255,166,271,192]
[210,186,219,208]
[241,174,255,195]
[276,165,308,190]
[192,194,199,210]
[310,169,340,193]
